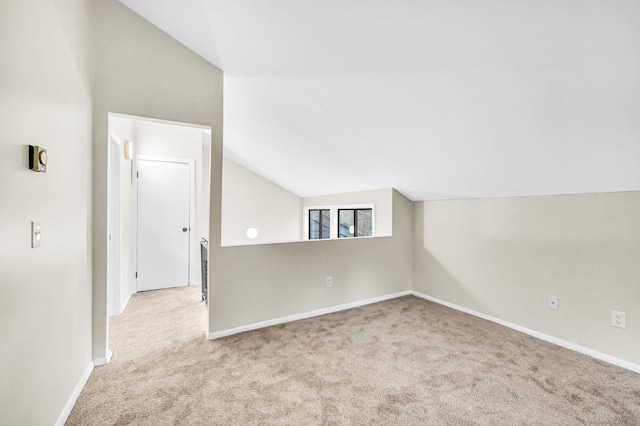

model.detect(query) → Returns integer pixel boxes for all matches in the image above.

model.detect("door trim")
[107,133,123,316]
[133,155,195,292]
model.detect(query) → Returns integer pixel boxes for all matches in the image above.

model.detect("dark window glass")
[309,209,330,239]
[338,208,372,238]
[357,209,373,237]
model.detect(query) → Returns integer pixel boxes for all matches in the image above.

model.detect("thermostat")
[29,145,47,173]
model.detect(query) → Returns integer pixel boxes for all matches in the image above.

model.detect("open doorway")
[107,113,212,317]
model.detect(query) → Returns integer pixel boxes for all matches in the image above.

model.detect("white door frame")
[107,132,123,316]
[133,155,196,292]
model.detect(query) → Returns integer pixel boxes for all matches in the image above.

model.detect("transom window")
[308,209,331,240]
[304,204,375,240]
[338,208,373,238]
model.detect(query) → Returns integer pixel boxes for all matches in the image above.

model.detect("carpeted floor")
[67,286,640,425]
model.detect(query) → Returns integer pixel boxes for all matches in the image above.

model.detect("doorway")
[135,157,194,291]
[107,113,212,319]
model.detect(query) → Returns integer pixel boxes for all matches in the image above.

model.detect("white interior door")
[136,158,191,291]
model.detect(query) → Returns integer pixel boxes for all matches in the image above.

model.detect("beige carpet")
[67,286,640,425]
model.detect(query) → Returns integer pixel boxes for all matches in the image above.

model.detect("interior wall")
[133,119,208,285]
[109,115,134,312]
[303,188,393,237]
[90,0,224,362]
[413,191,640,366]
[0,0,92,424]
[222,157,302,246]
[209,190,413,333]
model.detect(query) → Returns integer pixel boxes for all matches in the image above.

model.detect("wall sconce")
[28,145,47,173]
[124,139,134,160]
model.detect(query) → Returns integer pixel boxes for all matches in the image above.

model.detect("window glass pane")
[309,210,320,239]
[310,209,330,239]
[320,210,331,239]
[357,209,373,237]
[338,209,354,238]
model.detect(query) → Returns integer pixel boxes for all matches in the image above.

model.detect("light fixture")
[246,227,258,239]
[349,225,355,235]
[124,139,134,160]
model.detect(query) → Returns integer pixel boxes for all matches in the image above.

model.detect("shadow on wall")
[414,246,488,313]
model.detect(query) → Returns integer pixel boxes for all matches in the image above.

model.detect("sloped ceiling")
[120,0,640,200]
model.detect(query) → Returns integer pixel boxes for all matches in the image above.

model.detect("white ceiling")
[120,0,640,200]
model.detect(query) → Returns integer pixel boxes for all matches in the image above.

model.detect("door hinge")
[136,171,139,178]
[135,272,138,278]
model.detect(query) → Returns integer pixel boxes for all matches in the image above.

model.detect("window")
[338,208,373,238]
[309,209,331,240]
[304,204,374,240]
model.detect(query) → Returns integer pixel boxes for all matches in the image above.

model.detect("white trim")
[93,350,113,367]
[54,362,93,426]
[410,291,640,374]
[109,112,212,132]
[207,290,411,340]
[192,281,202,287]
[121,291,132,313]
[303,203,376,240]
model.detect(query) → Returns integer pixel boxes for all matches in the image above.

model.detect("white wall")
[303,188,393,237]
[0,0,92,424]
[221,162,393,246]
[222,158,302,246]
[133,119,209,285]
[413,191,640,366]
[109,115,134,312]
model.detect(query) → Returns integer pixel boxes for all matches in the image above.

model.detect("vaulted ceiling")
[120,0,640,200]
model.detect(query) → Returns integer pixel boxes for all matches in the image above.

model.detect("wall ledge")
[207,290,412,340]
[410,291,640,374]
[54,362,93,426]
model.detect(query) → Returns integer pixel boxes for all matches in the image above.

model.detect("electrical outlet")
[611,310,626,329]
[326,276,333,288]
[548,295,559,310]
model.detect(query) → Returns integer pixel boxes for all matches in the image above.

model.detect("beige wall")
[413,191,640,365]
[90,0,224,362]
[222,158,302,246]
[303,188,393,237]
[210,190,413,332]
[0,0,92,424]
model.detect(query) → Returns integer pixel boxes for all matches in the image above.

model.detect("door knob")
[182,227,188,232]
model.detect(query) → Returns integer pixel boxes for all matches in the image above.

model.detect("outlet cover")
[326,276,333,288]
[611,310,626,329]
[548,295,559,310]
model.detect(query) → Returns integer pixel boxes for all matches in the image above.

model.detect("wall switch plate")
[326,276,333,288]
[548,295,559,310]
[31,222,41,248]
[611,310,626,329]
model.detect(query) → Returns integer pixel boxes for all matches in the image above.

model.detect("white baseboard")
[191,281,202,287]
[93,350,112,367]
[122,291,132,312]
[207,290,412,340]
[55,362,93,426]
[410,291,640,374]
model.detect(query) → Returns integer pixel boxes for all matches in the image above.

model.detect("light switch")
[31,222,41,248]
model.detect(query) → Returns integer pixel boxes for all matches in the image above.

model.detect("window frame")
[303,203,375,240]
[307,208,331,240]
[337,208,373,238]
